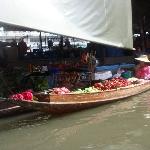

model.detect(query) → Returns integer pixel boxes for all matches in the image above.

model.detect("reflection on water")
[1,91,150,150]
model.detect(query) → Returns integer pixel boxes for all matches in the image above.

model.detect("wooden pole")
[39,32,42,51]
[140,16,147,51]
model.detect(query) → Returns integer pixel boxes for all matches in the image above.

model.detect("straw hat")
[135,55,150,63]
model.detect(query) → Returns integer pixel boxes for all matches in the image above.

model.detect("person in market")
[59,36,64,50]
[48,39,53,50]
[18,38,28,59]
[80,50,89,65]
[134,54,150,80]
[80,50,98,73]
[87,50,99,82]
[134,46,144,58]
[11,39,17,47]
[64,38,71,49]
[88,50,99,72]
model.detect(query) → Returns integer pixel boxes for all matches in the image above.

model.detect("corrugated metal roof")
[0,21,35,31]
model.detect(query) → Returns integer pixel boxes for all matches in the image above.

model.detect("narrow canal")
[1,90,150,150]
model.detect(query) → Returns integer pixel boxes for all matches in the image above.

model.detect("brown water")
[1,90,150,150]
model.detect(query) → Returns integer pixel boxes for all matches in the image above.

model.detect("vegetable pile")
[94,77,129,90]
[72,87,99,94]
[50,77,129,94]
[9,77,131,97]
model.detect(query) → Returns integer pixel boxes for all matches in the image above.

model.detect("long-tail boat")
[2,80,150,114]
[0,0,137,115]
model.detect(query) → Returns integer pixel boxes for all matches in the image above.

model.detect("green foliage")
[0,66,27,97]
[0,65,49,97]
[31,76,49,92]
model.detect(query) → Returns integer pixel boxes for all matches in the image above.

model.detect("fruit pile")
[72,87,99,94]
[10,90,33,101]
[52,87,71,94]
[94,77,129,90]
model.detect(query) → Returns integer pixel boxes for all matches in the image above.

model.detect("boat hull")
[0,100,31,117]
[5,81,150,114]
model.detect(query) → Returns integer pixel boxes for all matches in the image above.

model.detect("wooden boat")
[2,80,150,115]
[0,0,134,115]
[0,100,34,117]
[0,100,27,117]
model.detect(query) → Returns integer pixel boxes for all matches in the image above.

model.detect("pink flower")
[136,65,150,79]
[61,87,70,93]
[9,89,33,101]
[10,94,24,100]
[21,92,33,101]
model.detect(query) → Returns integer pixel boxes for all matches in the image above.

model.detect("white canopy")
[0,0,133,49]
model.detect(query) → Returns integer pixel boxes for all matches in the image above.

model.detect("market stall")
[1,0,145,115]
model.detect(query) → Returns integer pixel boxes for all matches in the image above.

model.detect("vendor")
[135,55,150,79]
[88,50,97,72]
[80,51,89,64]
[18,38,28,59]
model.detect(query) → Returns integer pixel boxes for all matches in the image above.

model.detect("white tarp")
[0,0,133,49]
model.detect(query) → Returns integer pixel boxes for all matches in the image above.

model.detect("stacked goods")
[51,87,71,95]
[72,87,99,94]
[12,77,131,98]
[56,72,80,86]
[49,77,129,95]
[50,87,99,94]
[9,90,33,101]
[94,77,129,91]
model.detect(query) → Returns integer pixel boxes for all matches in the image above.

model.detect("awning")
[0,0,133,49]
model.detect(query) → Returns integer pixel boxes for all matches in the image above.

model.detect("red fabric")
[136,65,150,79]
